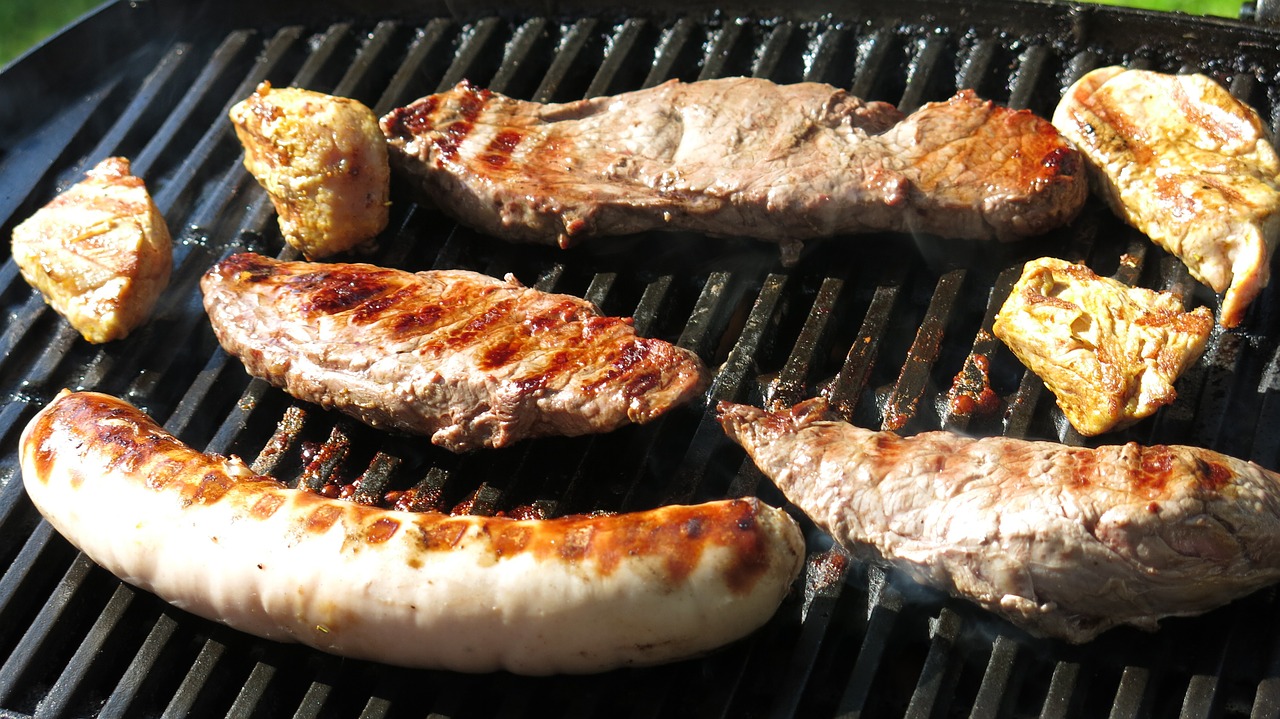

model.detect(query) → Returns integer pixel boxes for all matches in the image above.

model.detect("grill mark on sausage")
[306,504,344,533]
[252,493,285,519]
[366,516,401,543]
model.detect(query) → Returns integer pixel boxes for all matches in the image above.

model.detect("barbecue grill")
[4,0,1280,716]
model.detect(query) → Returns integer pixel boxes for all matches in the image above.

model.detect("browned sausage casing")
[21,391,805,674]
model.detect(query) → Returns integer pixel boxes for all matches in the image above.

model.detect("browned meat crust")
[201,253,707,452]
[11,157,172,343]
[381,78,1087,261]
[1052,67,1280,328]
[718,398,1280,643]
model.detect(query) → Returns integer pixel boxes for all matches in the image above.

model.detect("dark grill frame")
[5,1,1280,716]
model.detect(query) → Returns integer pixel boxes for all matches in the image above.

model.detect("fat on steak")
[1052,67,1280,328]
[718,398,1280,643]
[201,253,707,452]
[381,78,1087,261]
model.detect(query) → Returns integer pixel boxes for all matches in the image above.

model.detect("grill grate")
[4,1,1280,717]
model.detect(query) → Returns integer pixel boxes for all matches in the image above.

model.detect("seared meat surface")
[718,398,1280,643]
[993,257,1213,436]
[11,156,172,343]
[1053,67,1280,328]
[201,253,707,452]
[229,82,390,258]
[381,78,1087,261]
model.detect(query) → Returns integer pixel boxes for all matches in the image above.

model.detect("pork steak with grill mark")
[201,253,707,452]
[381,78,1088,262]
[718,397,1280,643]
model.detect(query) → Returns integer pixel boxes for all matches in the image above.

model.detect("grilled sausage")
[20,391,805,674]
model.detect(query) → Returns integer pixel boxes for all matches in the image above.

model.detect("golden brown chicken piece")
[229,82,390,258]
[11,157,172,344]
[993,257,1213,436]
[1053,67,1280,328]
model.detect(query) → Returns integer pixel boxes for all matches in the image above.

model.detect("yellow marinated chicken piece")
[11,157,172,344]
[993,257,1213,436]
[1053,67,1280,328]
[229,82,390,258]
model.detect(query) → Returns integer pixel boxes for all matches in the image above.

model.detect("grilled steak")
[718,398,1280,643]
[381,78,1087,261]
[201,253,707,452]
[1052,67,1280,328]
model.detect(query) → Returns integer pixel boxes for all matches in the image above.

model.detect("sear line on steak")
[201,253,707,452]
[381,78,1088,262]
[718,397,1280,643]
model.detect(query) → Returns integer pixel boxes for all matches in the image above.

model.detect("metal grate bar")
[970,635,1020,719]
[849,29,893,100]
[898,31,950,112]
[751,21,795,79]
[956,36,998,92]
[0,554,96,703]
[836,571,906,717]
[532,18,598,102]
[34,583,136,719]
[881,268,966,432]
[132,32,257,179]
[373,19,452,115]
[437,18,502,91]
[488,18,549,94]
[767,276,845,409]
[99,613,179,718]
[905,608,964,718]
[1108,667,1150,719]
[150,26,304,216]
[802,25,848,83]
[697,18,744,81]
[159,639,227,719]
[643,17,696,88]
[1039,661,1082,719]
[584,19,646,98]
[225,661,277,719]
[1008,43,1053,111]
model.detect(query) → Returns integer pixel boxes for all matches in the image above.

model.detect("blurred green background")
[0,0,1251,68]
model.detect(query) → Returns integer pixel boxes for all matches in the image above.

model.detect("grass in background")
[0,0,1253,69]
[1084,0,1241,15]
[1,0,104,67]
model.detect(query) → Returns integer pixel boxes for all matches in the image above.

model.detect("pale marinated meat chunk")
[993,257,1212,436]
[10,156,172,344]
[229,82,390,258]
[201,253,707,452]
[381,78,1087,262]
[718,398,1280,643]
[1053,67,1280,328]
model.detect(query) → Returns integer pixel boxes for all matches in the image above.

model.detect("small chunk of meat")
[1053,67,1280,328]
[993,257,1212,436]
[229,82,390,258]
[10,156,172,343]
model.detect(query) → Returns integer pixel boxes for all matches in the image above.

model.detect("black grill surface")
[4,0,1280,716]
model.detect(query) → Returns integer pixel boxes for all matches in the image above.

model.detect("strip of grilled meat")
[201,253,707,452]
[718,398,1280,643]
[381,78,1087,262]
